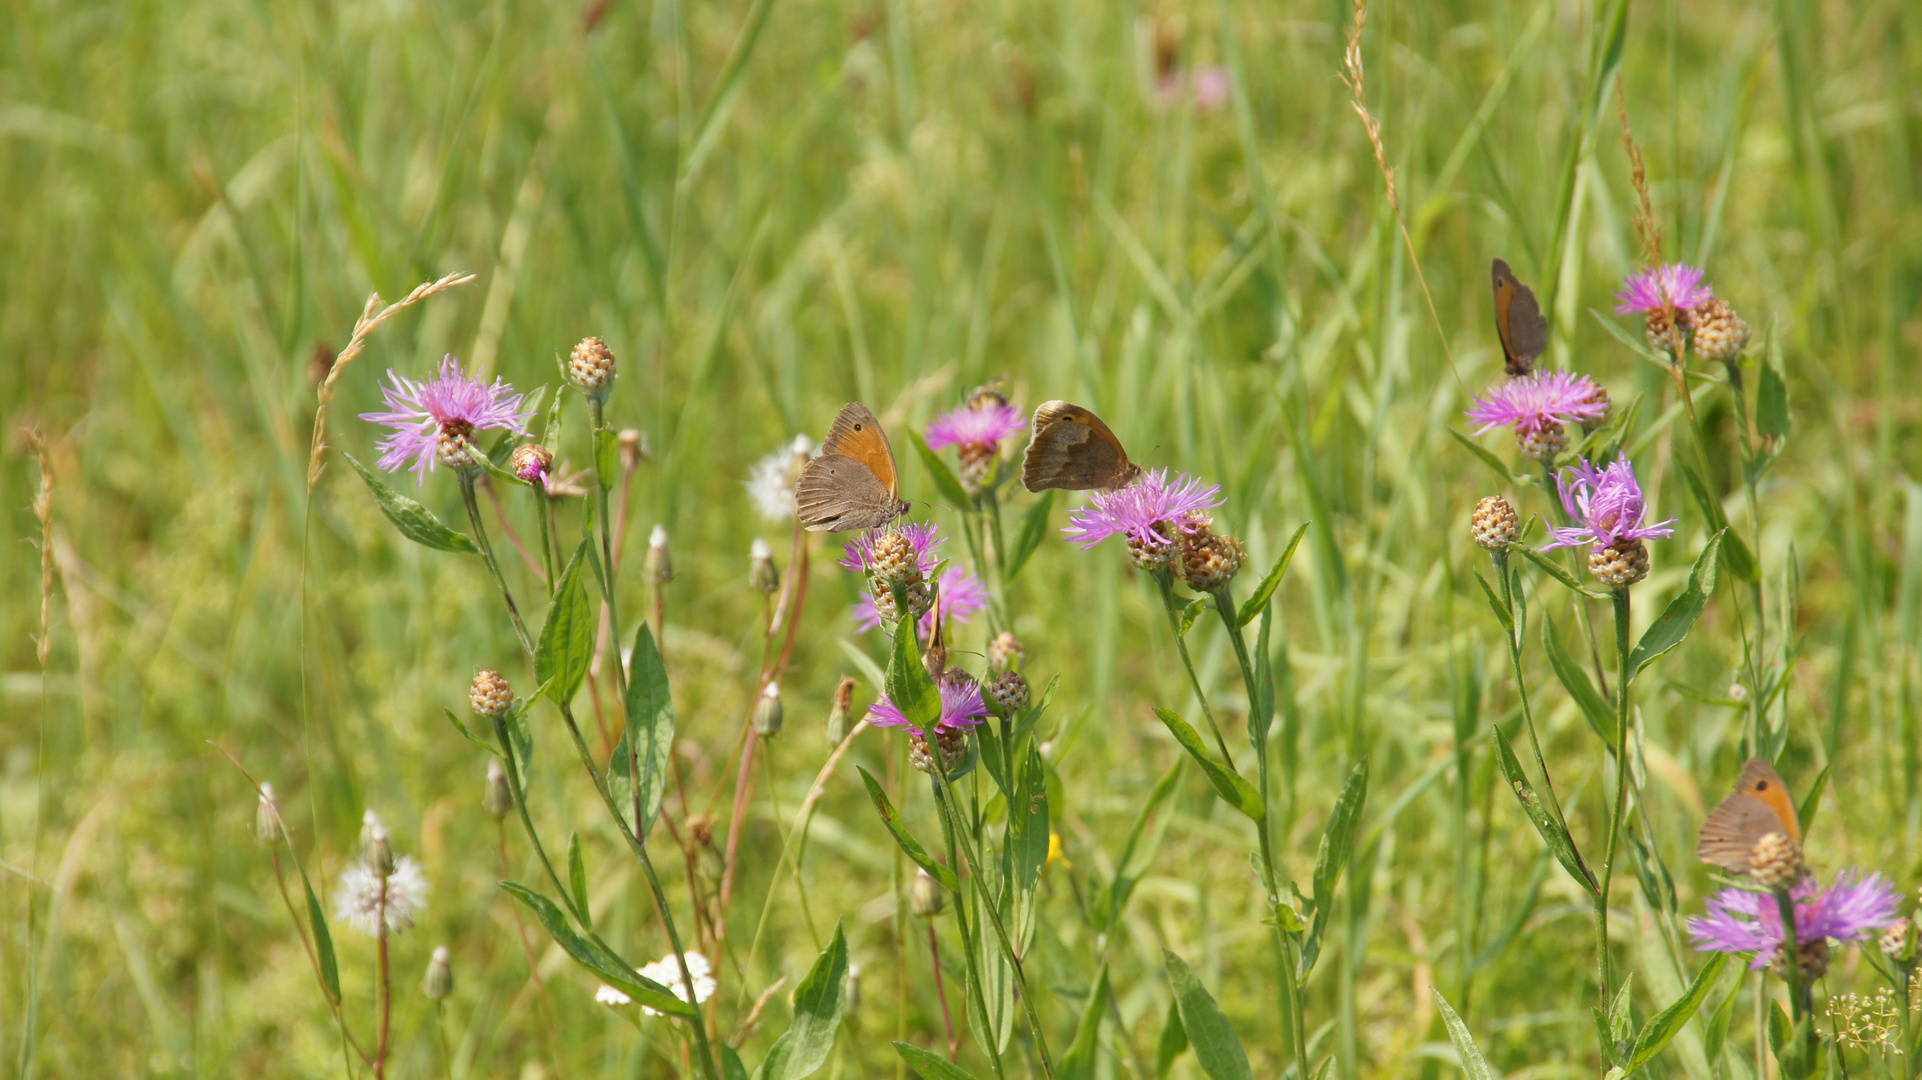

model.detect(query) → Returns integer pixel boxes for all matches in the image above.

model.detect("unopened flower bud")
[988,632,1024,674]
[1471,496,1519,550]
[363,816,397,878]
[422,945,453,1001]
[618,429,644,471]
[647,525,673,584]
[750,538,780,595]
[1177,527,1244,592]
[867,532,921,588]
[359,809,383,860]
[483,759,513,820]
[254,782,281,846]
[987,671,1030,716]
[1690,299,1750,363]
[753,682,784,738]
[1516,423,1568,463]
[1880,922,1912,961]
[568,336,617,396]
[1748,831,1806,891]
[827,675,856,744]
[911,869,946,917]
[511,443,553,486]
[470,670,513,718]
[1589,537,1650,588]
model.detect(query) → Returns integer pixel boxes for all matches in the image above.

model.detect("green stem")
[533,483,559,598]
[1772,888,1814,1071]
[492,714,588,926]
[1494,551,1575,836]
[589,399,628,700]
[933,775,1008,1080]
[461,471,535,657]
[1153,571,1235,765]
[1598,588,1633,1011]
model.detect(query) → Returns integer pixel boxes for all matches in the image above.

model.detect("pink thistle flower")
[1063,468,1223,549]
[926,403,1025,451]
[1689,871,1901,969]
[1464,371,1609,439]
[360,356,535,486]
[1614,263,1714,315]
[838,523,945,574]
[1542,456,1677,551]
[1191,67,1231,112]
[855,566,988,634]
[865,671,991,737]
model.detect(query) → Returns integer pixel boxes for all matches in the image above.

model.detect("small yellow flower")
[1044,831,1070,875]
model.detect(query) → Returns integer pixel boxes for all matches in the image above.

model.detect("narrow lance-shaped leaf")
[1237,522,1311,626]
[1474,569,1513,636]
[612,622,677,842]
[498,881,694,1017]
[907,428,972,510]
[1627,530,1724,678]
[1151,708,1263,821]
[892,1042,983,1080]
[1177,596,1214,638]
[1544,618,1616,745]
[568,833,592,932]
[884,611,942,732]
[342,452,480,554]
[1449,428,1523,487]
[1431,988,1493,1080]
[1625,953,1729,1071]
[1304,758,1368,973]
[1164,951,1253,1080]
[1058,966,1111,1080]
[536,539,595,703]
[1493,725,1599,894]
[1520,545,1609,599]
[443,706,504,757]
[856,767,958,891]
[1006,490,1056,582]
[1155,1000,1188,1079]
[303,870,341,1004]
[1797,762,1831,834]
[754,923,850,1080]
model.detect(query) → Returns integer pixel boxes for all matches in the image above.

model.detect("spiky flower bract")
[1542,456,1676,551]
[360,355,534,485]
[596,950,717,1015]
[334,856,429,936]
[1063,468,1223,549]
[1689,871,1901,969]
[839,522,944,574]
[864,671,991,737]
[1614,263,1714,315]
[926,402,1025,450]
[854,565,987,633]
[1464,371,1609,440]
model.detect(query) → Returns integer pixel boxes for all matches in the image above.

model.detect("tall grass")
[4,0,1922,1076]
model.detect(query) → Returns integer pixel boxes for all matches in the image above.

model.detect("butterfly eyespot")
[1757,781,1769,790]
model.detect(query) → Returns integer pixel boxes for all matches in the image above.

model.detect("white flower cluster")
[596,950,716,1016]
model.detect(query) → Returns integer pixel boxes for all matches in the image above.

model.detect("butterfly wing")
[795,454,907,532]
[1695,758,1802,873]
[819,402,901,497]
[1021,400,1139,492]
[1491,259,1548,378]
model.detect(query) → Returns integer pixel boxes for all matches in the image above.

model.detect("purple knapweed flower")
[865,671,991,737]
[838,523,945,574]
[855,566,988,634]
[1614,263,1714,315]
[1541,456,1676,551]
[1464,371,1609,439]
[926,403,1025,451]
[1063,468,1223,549]
[360,356,535,485]
[1689,872,1901,969]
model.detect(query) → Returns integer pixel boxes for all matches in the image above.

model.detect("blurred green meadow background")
[5,0,1922,1076]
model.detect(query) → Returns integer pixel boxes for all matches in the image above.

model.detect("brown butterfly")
[1491,258,1548,378]
[1696,757,1803,874]
[796,402,911,532]
[1021,401,1142,493]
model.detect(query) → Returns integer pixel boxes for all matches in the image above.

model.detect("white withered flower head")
[744,436,817,522]
[335,856,429,936]
[596,950,716,1015]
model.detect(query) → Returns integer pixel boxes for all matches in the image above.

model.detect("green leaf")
[1589,306,1671,365]
[1154,999,1188,1078]
[1473,570,1512,635]
[906,428,971,510]
[501,697,535,773]
[1094,759,1182,932]
[884,614,942,733]
[1163,951,1253,1080]
[1702,960,1742,1066]
[1151,708,1262,821]
[1493,726,1599,894]
[1448,428,1521,487]
[594,427,619,488]
[442,706,504,757]
[721,1045,749,1080]
[1624,953,1728,1071]
[1797,762,1831,835]
[1304,758,1368,972]
[1237,522,1310,626]
[755,923,850,1080]
[855,767,957,891]
[302,869,340,1004]
[1010,743,1051,941]
[1058,966,1110,1080]
[1672,460,1756,583]
[611,622,676,842]
[892,1042,982,1080]
[1006,490,1057,582]
[341,452,479,554]
[567,834,591,932]
[1607,972,1635,1045]
[1431,987,1492,1080]
[1519,545,1609,599]
[1757,361,1789,440]
[536,539,595,704]
[1628,531,1724,678]
[1177,596,1214,638]
[498,881,694,1017]
[1544,620,1616,745]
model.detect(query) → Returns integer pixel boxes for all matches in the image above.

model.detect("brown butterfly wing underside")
[1491,258,1548,378]
[795,402,910,532]
[1696,758,1803,874]
[1021,401,1141,493]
